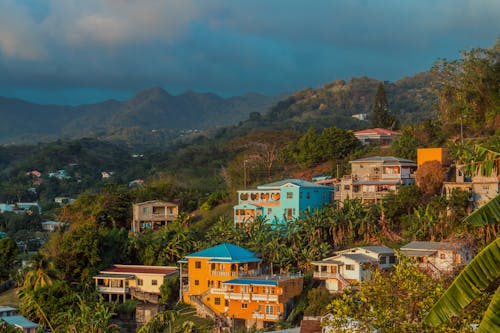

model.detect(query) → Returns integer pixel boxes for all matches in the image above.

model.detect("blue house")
[234,179,334,225]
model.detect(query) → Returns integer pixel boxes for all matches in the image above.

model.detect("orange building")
[223,275,303,330]
[417,148,450,167]
[179,244,303,330]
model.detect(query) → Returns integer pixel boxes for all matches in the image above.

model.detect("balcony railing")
[210,269,260,277]
[97,286,129,293]
[313,271,339,279]
[251,294,278,302]
[252,313,279,321]
[225,293,251,301]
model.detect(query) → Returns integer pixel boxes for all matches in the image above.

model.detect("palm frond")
[477,286,500,333]
[423,237,500,327]
[464,194,500,226]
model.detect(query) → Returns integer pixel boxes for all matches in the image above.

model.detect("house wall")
[429,249,470,272]
[338,257,363,282]
[132,273,167,294]
[417,148,450,167]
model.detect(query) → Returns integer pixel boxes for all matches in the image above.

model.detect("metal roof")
[358,245,395,255]
[341,253,378,263]
[401,241,462,251]
[257,179,333,189]
[350,156,416,165]
[101,265,177,276]
[1,315,38,328]
[185,243,260,262]
[94,273,135,279]
[0,306,17,312]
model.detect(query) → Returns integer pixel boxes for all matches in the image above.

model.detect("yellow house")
[94,264,178,303]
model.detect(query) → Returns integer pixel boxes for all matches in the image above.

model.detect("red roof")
[354,128,401,136]
[104,265,177,275]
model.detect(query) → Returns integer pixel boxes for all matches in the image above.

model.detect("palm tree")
[423,195,500,332]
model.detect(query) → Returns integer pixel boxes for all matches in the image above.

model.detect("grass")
[0,287,19,307]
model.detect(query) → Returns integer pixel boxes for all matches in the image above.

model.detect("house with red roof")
[353,128,401,146]
[94,264,178,303]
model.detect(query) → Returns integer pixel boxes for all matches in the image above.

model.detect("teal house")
[234,179,334,225]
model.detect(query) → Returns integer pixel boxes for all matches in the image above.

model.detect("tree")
[0,237,19,279]
[432,44,499,139]
[415,161,445,196]
[371,82,395,129]
[324,257,444,332]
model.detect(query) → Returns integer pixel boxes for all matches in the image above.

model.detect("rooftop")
[184,243,260,263]
[354,128,401,136]
[100,265,178,276]
[1,315,38,328]
[341,253,378,263]
[257,178,333,190]
[350,156,416,165]
[400,241,464,251]
[133,200,177,207]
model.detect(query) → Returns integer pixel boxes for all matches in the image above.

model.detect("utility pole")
[243,159,248,189]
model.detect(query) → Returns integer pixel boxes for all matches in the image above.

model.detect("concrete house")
[335,156,417,204]
[400,241,471,276]
[94,264,178,303]
[131,200,179,235]
[234,179,333,225]
[179,243,303,330]
[312,245,396,293]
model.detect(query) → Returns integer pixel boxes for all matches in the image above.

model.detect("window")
[151,279,158,286]
[344,185,350,190]
[241,303,248,309]
[137,279,143,286]
[265,305,274,315]
[194,280,199,286]
[195,261,201,269]
[300,192,303,199]
[214,297,221,305]
[225,300,229,306]
[440,253,446,259]
[379,256,386,265]
[287,192,293,199]
[389,256,397,264]
[346,264,355,271]
[268,208,272,215]
[271,288,275,294]
[306,192,310,199]
[142,207,148,214]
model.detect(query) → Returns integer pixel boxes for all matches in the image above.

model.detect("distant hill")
[0,72,437,145]
[227,72,437,135]
[0,88,283,144]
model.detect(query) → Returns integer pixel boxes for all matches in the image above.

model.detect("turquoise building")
[233,179,334,225]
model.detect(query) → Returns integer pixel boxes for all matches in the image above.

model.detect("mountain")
[226,72,437,136]
[0,88,283,145]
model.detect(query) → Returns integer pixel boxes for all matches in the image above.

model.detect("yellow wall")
[417,148,449,167]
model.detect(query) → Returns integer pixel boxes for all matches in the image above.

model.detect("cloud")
[42,0,201,47]
[0,0,46,60]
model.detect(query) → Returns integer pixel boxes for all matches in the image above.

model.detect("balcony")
[210,288,227,294]
[225,293,251,301]
[97,286,129,294]
[251,294,278,302]
[313,271,339,279]
[210,269,260,277]
[252,313,280,321]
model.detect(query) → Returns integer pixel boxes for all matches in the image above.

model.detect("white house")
[312,245,396,292]
[399,241,471,276]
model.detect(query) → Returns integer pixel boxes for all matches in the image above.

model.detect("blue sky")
[0,0,498,104]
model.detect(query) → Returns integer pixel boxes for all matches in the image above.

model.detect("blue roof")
[185,243,260,262]
[1,315,38,328]
[223,278,278,286]
[257,178,333,189]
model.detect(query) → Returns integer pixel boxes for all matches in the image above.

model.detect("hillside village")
[0,42,499,333]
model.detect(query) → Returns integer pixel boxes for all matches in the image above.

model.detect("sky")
[0,0,498,105]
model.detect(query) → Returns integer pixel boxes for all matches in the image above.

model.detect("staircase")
[189,294,230,328]
[335,273,350,290]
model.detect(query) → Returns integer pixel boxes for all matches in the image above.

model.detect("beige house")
[94,264,178,303]
[131,200,179,234]
[353,128,401,146]
[443,164,499,209]
[312,246,396,293]
[335,156,417,204]
[399,241,471,276]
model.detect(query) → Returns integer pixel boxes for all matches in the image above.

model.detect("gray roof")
[401,241,463,251]
[359,245,395,255]
[1,315,38,328]
[257,178,333,189]
[341,253,378,263]
[351,156,416,165]
[0,306,17,312]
